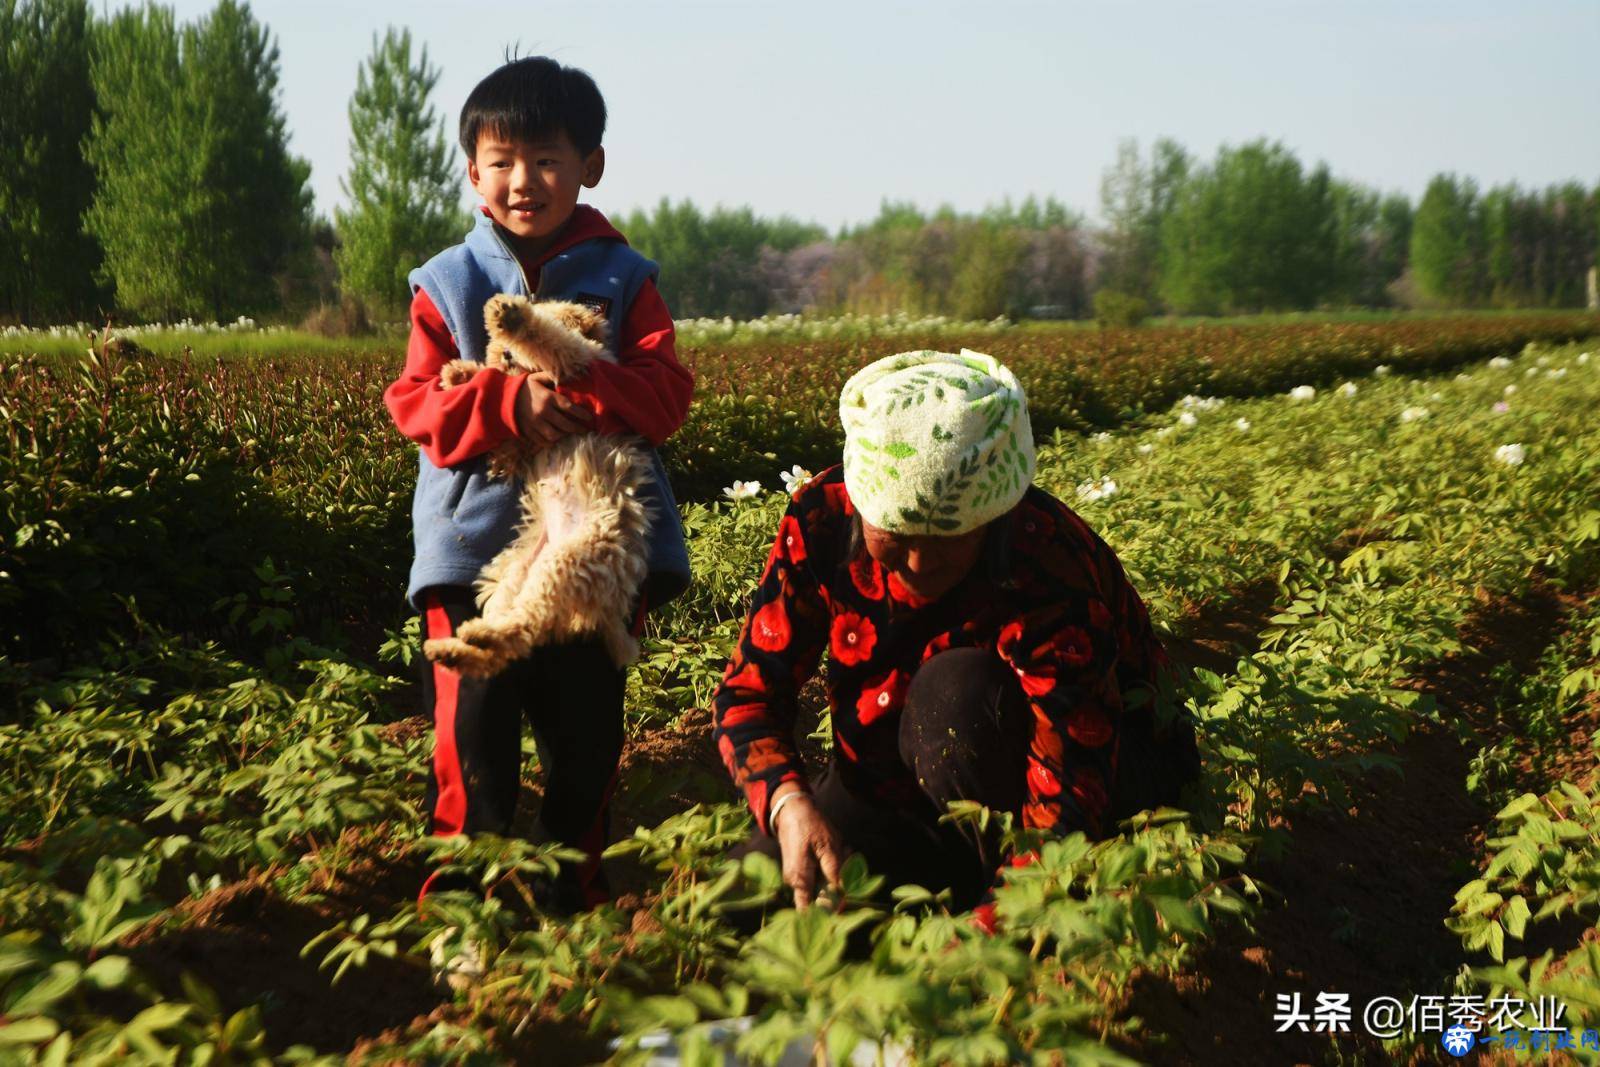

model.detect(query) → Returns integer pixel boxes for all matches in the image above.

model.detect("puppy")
[422,295,655,676]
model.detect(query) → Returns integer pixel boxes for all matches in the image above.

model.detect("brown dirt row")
[70,574,1295,1061]
[1123,582,1596,1067]
[99,572,1594,1064]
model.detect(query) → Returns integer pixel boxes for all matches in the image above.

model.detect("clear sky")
[124,0,1600,231]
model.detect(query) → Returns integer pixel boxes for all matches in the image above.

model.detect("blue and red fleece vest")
[404,212,691,611]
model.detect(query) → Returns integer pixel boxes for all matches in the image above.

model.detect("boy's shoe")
[428,927,485,992]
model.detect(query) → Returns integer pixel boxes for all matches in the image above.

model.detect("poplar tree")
[1098,138,1190,305]
[1158,140,1336,314]
[334,27,461,314]
[0,0,100,322]
[84,1,309,321]
[1409,174,1485,308]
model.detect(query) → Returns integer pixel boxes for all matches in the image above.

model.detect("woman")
[712,350,1199,917]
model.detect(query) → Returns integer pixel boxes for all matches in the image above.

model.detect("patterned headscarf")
[839,349,1036,535]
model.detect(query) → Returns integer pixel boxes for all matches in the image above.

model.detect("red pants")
[418,586,624,909]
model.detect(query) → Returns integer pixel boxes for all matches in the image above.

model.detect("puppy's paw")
[423,637,503,678]
[454,618,495,645]
[440,360,479,388]
[484,293,536,340]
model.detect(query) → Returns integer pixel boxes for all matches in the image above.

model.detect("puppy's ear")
[525,302,608,381]
[543,302,610,346]
[571,304,610,346]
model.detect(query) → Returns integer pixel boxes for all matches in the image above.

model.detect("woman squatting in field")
[711,350,1201,928]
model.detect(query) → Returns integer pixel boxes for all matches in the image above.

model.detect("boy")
[384,57,693,921]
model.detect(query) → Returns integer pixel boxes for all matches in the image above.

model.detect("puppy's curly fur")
[423,295,656,676]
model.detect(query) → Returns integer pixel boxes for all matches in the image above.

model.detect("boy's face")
[468,129,604,253]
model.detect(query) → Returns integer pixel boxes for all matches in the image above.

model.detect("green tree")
[1159,140,1336,313]
[1409,174,1485,307]
[334,27,461,315]
[1482,183,1530,306]
[1326,181,1378,306]
[1594,183,1600,304]
[1374,193,1414,304]
[1542,182,1596,307]
[949,219,1025,320]
[827,202,956,314]
[1478,181,1596,308]
[0,0,101,322]
[1325,182,1410,307]
[760,214,828,252]
[1098,138,1189,305]
[624,199,825,318]
[84,1,311,321]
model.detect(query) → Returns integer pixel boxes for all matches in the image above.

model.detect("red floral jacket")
[712,466,1174,841]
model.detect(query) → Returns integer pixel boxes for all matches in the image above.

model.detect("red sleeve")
[383,289,523,468]
[554,279,694,446]
[711,494,830,833]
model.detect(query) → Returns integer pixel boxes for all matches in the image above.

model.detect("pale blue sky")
[124,0,1600,230]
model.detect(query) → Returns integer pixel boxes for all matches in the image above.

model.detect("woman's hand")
[514,372,593,448]
[770,785,847,909]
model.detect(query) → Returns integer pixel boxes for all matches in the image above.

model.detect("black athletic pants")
[416,585,625,909]
[735,647,1200,912]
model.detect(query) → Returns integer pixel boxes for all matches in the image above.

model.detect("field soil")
[1123,582,1594,1066]
[93,578,1597,1063]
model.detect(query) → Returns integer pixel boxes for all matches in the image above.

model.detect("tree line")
[3,0,1598,327]
[0,0,459,325]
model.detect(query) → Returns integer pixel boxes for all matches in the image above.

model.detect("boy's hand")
[514,372,593,448]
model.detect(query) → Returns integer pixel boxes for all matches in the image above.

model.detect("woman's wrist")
[767,784,807,833]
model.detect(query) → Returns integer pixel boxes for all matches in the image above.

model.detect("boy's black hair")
[459,56,607,158]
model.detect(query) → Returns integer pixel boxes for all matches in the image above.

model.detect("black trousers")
[417,585,625,908]
[736,647,1201,912]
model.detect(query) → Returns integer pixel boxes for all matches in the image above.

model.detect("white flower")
[1399,406,1430,423]
[1178,411,1198,428]
[1493,443,1525,467]
[1503,384,1517,396]
[1428,391,1443,402]
[1090,431,1112,444]
[778,465,813,494]
[1233,417,1252,431]
[1339,382,1358,398]
[1579,351,1591,365]
[1076,476,1118,503]
[1455,373,1471,382]
[1547,367,1567,379]
[1289,385,1316,401]
[1178,394,1224,412]
[1535,355,1551,368]
[1373,365,1392,377]
[722,480,763,502]
[1137,443,1155,455]
[1525,367,1539,377]
[1489,356,1512,369]
[1155,426,1175,439]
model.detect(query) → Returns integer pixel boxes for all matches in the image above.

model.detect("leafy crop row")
[668,313,1600,497]
[1449,597,1600,1033]
[1,326,1598,1062]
